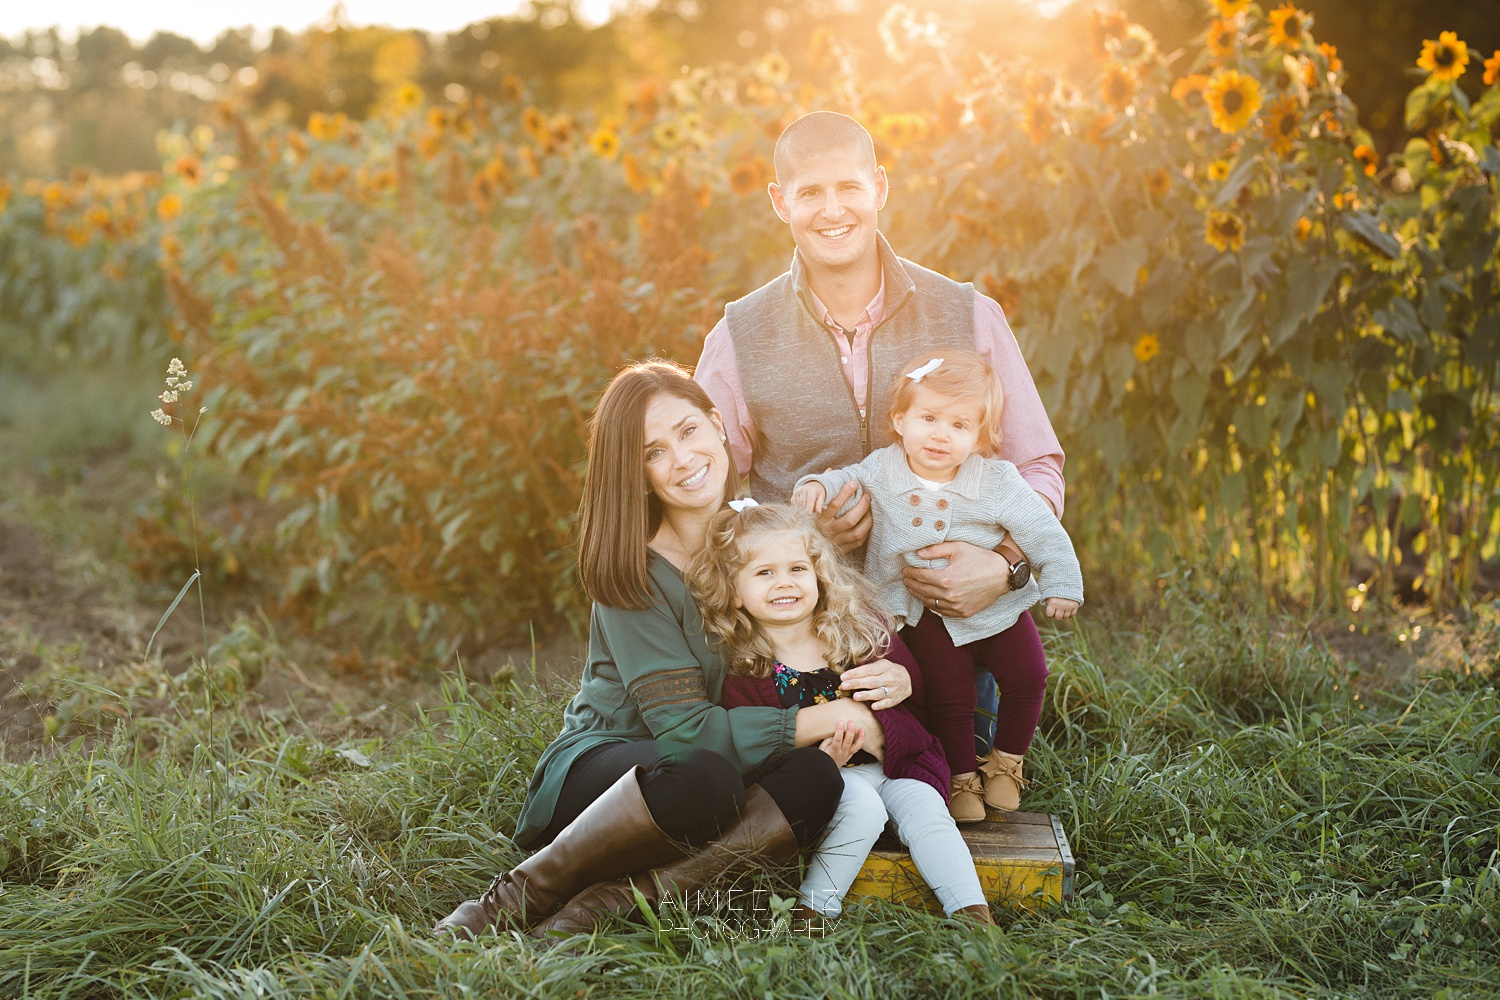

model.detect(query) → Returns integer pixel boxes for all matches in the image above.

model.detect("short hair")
[577,359,739,610]
[886,349,1006,457]
[686,503,890,678]
[773,111,877,188]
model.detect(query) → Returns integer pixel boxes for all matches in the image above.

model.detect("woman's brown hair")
[577,359,739,609]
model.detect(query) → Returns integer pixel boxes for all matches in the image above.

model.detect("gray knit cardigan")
[798,444,1084,644]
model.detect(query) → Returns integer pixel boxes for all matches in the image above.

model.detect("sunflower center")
[1286,17,1302,39]
[1279,115,1297,136]
[1223,90,1244,114]
[1436,47,1455,68]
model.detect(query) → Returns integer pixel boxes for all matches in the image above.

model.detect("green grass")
[2,588,1496,999]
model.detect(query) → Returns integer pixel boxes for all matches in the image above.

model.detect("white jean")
[798,761,988,917]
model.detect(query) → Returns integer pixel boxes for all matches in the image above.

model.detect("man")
[695,110,1065,620]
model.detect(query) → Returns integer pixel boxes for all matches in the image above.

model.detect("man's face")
[768,149,888,274]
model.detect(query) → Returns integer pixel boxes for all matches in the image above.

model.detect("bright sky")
[1,1,622,45]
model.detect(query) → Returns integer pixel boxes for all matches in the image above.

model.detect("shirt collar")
[881,444,988,501]
[791,232,912,331]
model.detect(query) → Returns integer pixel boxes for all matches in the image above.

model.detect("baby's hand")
[818,719,865,767]
[1045,598,1080,620]
[792,482,827,514]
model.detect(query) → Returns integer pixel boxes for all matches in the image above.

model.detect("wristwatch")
[1006,557,1031,591]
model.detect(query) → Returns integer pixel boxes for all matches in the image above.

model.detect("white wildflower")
[178,381,193,392]
[160,390,179,403]
[151,409,172,426]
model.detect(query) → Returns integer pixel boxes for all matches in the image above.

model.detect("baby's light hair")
[886,349,1005,456]
[686,503,890,678]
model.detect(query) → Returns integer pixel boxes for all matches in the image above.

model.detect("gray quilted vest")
[724,233,974,503]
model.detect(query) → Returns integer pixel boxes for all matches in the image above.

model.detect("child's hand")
[818,720,865,767]
[792,482,827,514]
[1045,598,1080,620]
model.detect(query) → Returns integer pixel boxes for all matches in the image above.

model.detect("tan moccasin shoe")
[948,773,986,824]
[977,750,1029,812]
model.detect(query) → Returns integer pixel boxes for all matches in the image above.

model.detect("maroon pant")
[900,610,1049,775]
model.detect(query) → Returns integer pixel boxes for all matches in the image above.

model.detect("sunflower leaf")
[1341,213,1401,259]
[1093,236,1148,296]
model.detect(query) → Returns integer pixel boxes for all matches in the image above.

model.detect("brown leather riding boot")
[434,766,685,939]
[531,785,798,937]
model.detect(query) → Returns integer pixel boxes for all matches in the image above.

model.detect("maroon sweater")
[719,632,952,801]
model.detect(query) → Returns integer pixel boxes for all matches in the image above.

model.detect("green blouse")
[512,552,799,847]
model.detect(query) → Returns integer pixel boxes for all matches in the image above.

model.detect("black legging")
[535,740,841,850]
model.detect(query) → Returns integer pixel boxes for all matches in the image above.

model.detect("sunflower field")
[3,1,1498,654]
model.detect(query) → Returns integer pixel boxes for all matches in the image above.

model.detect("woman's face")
[642,392,729,515]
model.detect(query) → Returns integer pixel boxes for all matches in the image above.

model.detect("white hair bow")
[906,358,944,382]
[727,498,760,513]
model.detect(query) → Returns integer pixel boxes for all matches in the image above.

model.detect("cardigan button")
[912,516,922,527]
[909,495,921,506]
[934,520,946,531]
[936,498,949,510]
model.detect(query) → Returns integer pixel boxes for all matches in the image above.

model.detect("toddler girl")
[792,350,1083,823]
[687,501,992,923]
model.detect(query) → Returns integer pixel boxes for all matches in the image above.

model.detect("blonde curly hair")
[687,503,890,678]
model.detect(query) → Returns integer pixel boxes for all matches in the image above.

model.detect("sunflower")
[1022,96,1055,146]
[589,127,621,160]
[307,112,347,142]
[175,155,202,185]
[499,75,525,103]
[1145,168,1172,197]
[1267,5,1311,50]
[727,155,772,196]
[1260,95,1302,154]
[1211,0,1250,15]
[1205,70,1262,134]
[1204,210,1246,252]
[1206,19,1238,61]
[1206,159,1231,182]
[393,82,422,113]
[427,108,452,133]
[1318,42,1342,74]
[1295,217,1313,241]
[1133,332,1161,362]
[1101,65,1137,109]
[1114,24,1157,65]
[1418,32,1470,82]
[1171,73,1210,107]
[547,114,576,152]
[1484,50,1500,87]
[156,193,182,221]
[755,52,791,85]
[1353,144,1379,176]
[521,107,548,143]
[654,120,684,150]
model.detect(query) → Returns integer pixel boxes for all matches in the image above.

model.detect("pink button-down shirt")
[695,283,1067,517]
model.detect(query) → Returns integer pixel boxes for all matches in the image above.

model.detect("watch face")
[1010,560,1031,589]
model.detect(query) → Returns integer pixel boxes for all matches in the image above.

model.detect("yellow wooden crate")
[846,811,1074,913]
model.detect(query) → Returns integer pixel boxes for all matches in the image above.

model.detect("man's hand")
[901,540,1010,619]
[818,719,866,767]
[1045,597,1080,620]
[816,481,871,551]
[791,482,827,514]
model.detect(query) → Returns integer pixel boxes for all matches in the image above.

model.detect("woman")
[436,360,914,938]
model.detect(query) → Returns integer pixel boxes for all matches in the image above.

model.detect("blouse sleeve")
[596,599,798,774]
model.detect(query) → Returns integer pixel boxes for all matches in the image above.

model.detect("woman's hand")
[818,719,865,767]
[793,698,885,760]
[839,658,911,711]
